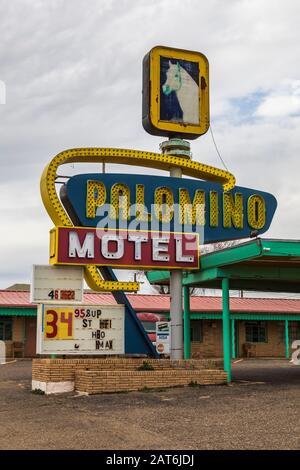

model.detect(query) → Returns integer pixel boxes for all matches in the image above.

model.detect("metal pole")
[160,138,191,361]
[169,165,183,359]
[222,277,231,382]
[231,319,236,359]
[285,319,289,359]
[183,286,191,359]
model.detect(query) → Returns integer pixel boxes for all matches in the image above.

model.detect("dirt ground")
[0,359,299,450]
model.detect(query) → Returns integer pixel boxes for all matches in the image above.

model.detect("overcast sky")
[0,0,300,289]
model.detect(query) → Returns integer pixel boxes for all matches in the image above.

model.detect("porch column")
[231,319,236,359]
[285,319,289,359]
[183,286,191,360]
[0,341,5,364]
[222,277,231,382]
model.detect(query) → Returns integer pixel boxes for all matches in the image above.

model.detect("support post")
[0,340,6,364]
[169,164,183,359]
[222,277,231,382]
[183,286,191,359]
[231,319,236,360]
[161,138,191,360]
[170,266,183,359]
[285,319,289,359]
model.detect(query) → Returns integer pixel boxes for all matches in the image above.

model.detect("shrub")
[31,388,45,395]
[188,380,199,387]
[137,361,155,371]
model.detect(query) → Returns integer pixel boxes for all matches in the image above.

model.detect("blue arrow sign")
[61,174,277,244]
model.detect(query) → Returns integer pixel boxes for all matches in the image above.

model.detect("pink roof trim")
[1,290,300,314]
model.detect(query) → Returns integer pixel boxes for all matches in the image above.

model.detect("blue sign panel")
[61,174,277,244]
[160,57,200,125]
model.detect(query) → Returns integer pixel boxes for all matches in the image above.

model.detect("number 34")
[45,309,73,340]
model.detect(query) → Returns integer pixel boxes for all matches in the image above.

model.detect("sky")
[1,0,300,290]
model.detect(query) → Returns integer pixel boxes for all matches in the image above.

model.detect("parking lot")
[0,359,299,450]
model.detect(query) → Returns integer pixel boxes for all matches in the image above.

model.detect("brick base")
[32,358,226,394]
[75,369,227,394]
[32,358,223,382]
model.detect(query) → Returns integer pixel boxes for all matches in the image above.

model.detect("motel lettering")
[49,227,200,270]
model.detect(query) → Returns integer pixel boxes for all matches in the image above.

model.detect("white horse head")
[162,60,199,125]
[162,61,182,96]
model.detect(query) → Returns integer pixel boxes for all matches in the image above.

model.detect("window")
[278,321,285,343]
[141,321,156,333]
[245,321,267,343]
[289,322,300,342]
[0,318,13,341]
[190,320,203,342]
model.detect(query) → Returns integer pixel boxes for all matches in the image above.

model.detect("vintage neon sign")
[41,147,235,291]
[49,227,200,270]
[61,174,277,243]
[39,45,277,298]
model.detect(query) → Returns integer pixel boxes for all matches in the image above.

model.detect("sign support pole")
[161,138,191,360]
[170,164,183,360]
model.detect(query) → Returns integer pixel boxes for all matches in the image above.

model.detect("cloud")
[255,80,300,118]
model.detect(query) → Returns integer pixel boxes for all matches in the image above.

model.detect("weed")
[137,361,155,371]
[31,388,45,395]
[188,380,200,387]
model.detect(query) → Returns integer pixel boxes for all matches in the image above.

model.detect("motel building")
[1,284,300,360]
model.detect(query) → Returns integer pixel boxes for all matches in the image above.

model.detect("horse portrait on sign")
[160,57,200,125]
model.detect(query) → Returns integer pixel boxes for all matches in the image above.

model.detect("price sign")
[30,265,83,304]
[37,304,125,355]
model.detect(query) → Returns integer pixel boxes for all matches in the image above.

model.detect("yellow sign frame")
[41,147,235,292]
[145,46,209,138]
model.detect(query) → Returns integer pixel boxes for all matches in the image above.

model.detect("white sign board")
[37,304,125,355]
[31,265,84,304]
[156,321,171,355]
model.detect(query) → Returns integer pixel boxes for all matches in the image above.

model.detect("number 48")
[48,290,59,300]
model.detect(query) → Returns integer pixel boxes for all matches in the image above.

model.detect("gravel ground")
[0,359,299,450]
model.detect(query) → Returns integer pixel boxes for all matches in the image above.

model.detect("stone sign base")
[32,358,227,395]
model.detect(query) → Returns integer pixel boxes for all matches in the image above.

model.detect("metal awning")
[0,308,37,316]
[148,238,300,379]
[171,312,300,320]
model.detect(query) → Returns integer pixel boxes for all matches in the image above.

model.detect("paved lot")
[0,359,299,450]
